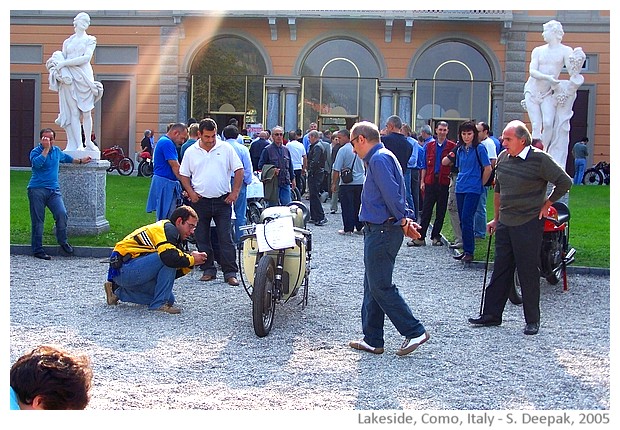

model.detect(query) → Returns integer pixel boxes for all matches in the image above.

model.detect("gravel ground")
[9,202,610,414]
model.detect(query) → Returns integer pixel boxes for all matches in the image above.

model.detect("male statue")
[522,20,585,169]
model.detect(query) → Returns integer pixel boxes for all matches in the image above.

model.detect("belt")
[364,217,397,227]
[201,193,229,200]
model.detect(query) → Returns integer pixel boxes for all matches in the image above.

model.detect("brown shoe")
[104,281,119,305]
[348,339,384,354]
[154,304,181,314]
[226,276,240,286]
[396,332,430,356]
[200,273,216,281]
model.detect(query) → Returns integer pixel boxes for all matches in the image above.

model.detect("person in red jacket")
[408,121,456,246]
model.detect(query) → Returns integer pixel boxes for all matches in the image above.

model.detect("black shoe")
[60,243,74,254]
[468,314,502,326]
[34,252,52,260]
[315,218,328,226]
[524,322,539,335]
[453,252,464,260]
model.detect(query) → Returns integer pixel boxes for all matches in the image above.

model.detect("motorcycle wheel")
[252,255,276,337]
[246,202,262,225]
[509,270,523,305]
[583,168,603,185]
[138,160,153,177]
[292,187,302,201]
[298,174,307,195]
[117,157,135,176]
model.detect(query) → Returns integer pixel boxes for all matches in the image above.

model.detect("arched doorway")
[189,36,267,132]
[412,41,493,141]
[300,38,381,132]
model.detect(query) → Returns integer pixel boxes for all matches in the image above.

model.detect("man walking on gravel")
[347,121,430,356]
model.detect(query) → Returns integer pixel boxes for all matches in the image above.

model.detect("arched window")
[190,37,267,130]
[301,39,380,131]
[413,41,492,135]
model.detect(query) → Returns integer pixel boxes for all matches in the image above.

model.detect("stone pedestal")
[59,159,110,236]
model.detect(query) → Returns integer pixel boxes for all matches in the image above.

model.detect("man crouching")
[105,205,207,313]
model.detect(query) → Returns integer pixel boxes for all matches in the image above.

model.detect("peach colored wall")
[11,24,162,150]
[11,13,609,161]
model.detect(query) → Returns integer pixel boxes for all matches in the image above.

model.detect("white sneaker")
[396,332,429,356]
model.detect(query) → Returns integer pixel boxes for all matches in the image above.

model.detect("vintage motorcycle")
[101,145,134,176]
[137,149,153,177]
[238,201,312,337]
[583,161,610,186]
[510,201,576,304]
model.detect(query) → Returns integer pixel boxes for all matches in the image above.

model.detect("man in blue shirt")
[223,124,254,244]
[347,121,430,357]
[146,123,189,221]
[27,128,91,260]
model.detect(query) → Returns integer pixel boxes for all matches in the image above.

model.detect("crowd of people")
[17,116,575,407]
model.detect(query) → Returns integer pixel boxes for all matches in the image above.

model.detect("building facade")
[10,10,610,175]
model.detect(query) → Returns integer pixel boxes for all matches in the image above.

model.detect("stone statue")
[46,12,103,152]
[522,20,585,169]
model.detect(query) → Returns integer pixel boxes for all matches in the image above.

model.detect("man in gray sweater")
[468,120,572,335]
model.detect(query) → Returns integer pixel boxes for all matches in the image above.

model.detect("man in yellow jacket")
[105,205,207,314]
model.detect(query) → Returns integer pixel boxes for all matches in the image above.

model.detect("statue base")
[63,149,101,160]
[59,160,110,236]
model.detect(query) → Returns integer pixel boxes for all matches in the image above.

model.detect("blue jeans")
[457,192,481,255]
[574,158,586,185]
[112,252,177,310]
[28,187,68,254]
[232,183,247,244]
[403,168,414,213]
[474,187,489,238]
[279,184,292,205]
[192,195,238,279]
[339,184,363,232]
[361,222,425,348]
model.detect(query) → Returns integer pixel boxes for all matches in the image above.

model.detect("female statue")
[46,12,103,152]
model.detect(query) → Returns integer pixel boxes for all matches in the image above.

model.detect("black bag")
[341,155,357,184]
[475,145,495,187]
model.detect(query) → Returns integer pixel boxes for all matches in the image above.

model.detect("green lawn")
[439,185,610,268]
[10,170,610,267]
[11,170,155,248]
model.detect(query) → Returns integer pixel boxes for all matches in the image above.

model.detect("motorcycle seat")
[552,201,570,224]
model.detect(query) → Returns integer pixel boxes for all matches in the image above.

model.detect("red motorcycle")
[510,201,576,304]
[137,150,153,177]
[102,145,134,176]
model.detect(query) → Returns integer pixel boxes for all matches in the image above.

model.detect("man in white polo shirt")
[179,118,244,286]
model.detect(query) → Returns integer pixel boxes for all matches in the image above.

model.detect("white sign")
[255,216,296,252]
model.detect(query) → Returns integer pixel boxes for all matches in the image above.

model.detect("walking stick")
[480,233,493,316]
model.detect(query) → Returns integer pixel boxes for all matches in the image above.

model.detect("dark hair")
[198,118,218,134]
[458,120,480,146]
[336,128,350,139]
[39,128,56,139]
[223,125,239,140]
[10,345,93,410]
[167,123,187,134]
[169,205,198,224]
[478,121,490,133]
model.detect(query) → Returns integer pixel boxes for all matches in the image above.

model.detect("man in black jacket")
[307,130,328,225]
